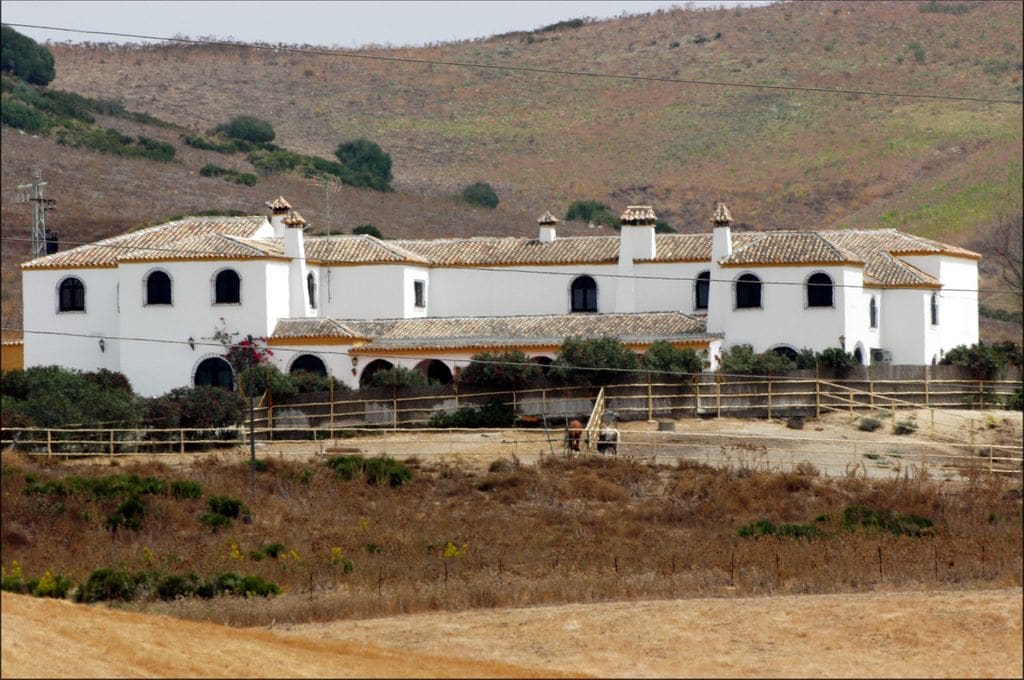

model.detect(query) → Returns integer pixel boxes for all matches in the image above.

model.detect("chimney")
[710,201,733,260]
[282,209,311,318]
[619,205,657,260]
[537,211,559,243]
[266,196,292,238]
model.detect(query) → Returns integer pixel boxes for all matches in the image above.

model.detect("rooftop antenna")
[307,176,343,237]
[16,169,56,258]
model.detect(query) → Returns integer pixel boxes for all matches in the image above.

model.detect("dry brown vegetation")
[2,0,1021,334]
[2,451,1020,628]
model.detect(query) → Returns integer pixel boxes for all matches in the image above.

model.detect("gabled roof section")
[117,233,284,263]
[341,311,715,352]
[21,216,268,269]
[271,318,367,341]
[820,229,980,260]
[303,235,431,265]
[720,231,863,266]
[392,235,621,266]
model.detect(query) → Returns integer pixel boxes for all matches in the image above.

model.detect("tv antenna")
[16,169,56,258]
[307,176,343,237]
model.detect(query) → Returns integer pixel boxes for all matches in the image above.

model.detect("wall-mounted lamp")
[838,335,845,349]
[350,355,358,376]
[188,336,195,351]
[98,338,105,353]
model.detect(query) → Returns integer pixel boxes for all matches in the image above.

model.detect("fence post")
[329,374,335,441]
[454,379,460,411]
[978,381,985,409]
[47,429,52,458]
[814,365,820,418]
[969,419,975,454]
[716,374,722,419]
[180,429,185,455]
[647,372,654,421]
[869,379,875,408]
[109,430,115,457]
[767,376,772,420]
[542,389,547,422]
[924,369,930,407]
[930,409,935,438]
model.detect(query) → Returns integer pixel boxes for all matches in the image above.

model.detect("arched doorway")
[290,354,327,377]
[359,359,394,388]
[194,357,233,390]
[770,346,798,362]
[531,356,554,375]
[415,359,453,385]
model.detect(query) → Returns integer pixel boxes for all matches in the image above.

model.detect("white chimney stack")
[707,201,734,335]
[266,196,292,238]
[615,205,658,313]
[283,209,312,318]
[537,210,559,243]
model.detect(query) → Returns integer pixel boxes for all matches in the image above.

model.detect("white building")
[20,197,979,397]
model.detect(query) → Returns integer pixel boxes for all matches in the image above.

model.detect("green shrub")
[105,496,146,532]
[182,133,239,153]
[429,401,516,428]
[641,341,705,376]
[238,364,296,398]
[55,126,176,161]
[25,474,166,501]
[551,336,640,386]
[1,26,55,85]
[30,569,73,599]
[170,480,202,500]
[352,224,383,238]
[718,345,795,375]
[207,495,248,519]
[1007,388,1023,411]
[161,386,246,430]
[461,181,499,208]
[365,366,434,388]
[654,219,676,234]
[0,366,144,432]
[842,505,933,537]
[249,149,301,174]
[858,417,883,432]
[564,200,618,228]
[892,420,918,435]
[815,347,856,373]
[214,115,275,144]
[248,543,286,561]
[325,455,412,487]
[736,519,821,540]
[334,138,393,191]
[215,572,281,597]
[919,0,971,14]
[76,568,138,603]
[537,17,590,32]
[1,98,49,131]
[459,351,540,388]
[156,573,202,600]
[198,512,233,529]
[908,41,926,64]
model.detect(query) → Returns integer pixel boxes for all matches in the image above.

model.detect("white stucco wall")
[320,265,417,319]
[715,265,856,354]
[878,289,929,364]
[427,265,620,317]
[634,262,710,314]
[22,268,121,373]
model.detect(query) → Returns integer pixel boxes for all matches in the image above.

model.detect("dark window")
[58,277,85,312]
[695,271,710,310]
[853,347,864,365]
[869,296,878,329]
[771,346,798,362]
[194,357,233,390]
[414,280,426,308]
[291,354,327,377]
[307,273,317,309]
[735,273,762,309]
[930,293,939,325]
[215,269,241,304]
[145,271,172,305]
[571,275,598,313]
[806,272,833,308]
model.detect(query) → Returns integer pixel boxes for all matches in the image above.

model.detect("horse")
[566,419,583,452]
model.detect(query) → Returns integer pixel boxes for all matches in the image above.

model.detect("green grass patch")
[736,519,821,540]
[324,455,412,487]
[842,505,934,537]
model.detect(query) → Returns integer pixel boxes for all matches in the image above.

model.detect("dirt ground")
[3,588,1021,678]
[66,409,1023,482]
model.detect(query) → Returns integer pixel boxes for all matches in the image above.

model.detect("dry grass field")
[2,1,1021,334]
[3,588,1021,677]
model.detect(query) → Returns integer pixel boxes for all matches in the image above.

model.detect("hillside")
[1,0,1022,335]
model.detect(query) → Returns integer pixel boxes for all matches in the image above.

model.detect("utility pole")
[16,169,56,258]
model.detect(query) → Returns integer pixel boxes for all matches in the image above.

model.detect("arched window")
[570,275,597,313]
[694,271,710,311]
[290,354,327,377]
[58,277,85,312]
[806,272,833,308]
[214,269,241,304]
[735,273,762,309]
[306,272,317,309]
[415,359,453,385]
[359,359,394,388]
[869,296,878,329]
[145,270,172,305]
[194,357,233,390]
[930,293,939,325]
[771,346,798,362]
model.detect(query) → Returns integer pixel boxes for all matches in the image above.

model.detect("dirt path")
[4,589,1021,678]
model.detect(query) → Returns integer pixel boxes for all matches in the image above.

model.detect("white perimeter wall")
[320,265,421,319]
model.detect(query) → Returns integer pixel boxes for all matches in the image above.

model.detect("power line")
[4,22,1022,106]
[3,235,1014,295]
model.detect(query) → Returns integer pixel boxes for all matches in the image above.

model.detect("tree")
[459,351,540,388]
[335,138,392,191]
[978,212,1023,304]
[352,224,383,238]
[1,26,55,86]
[641,341,704,376]
[718,345,795,375]
[551,337,639,386]
[564,200,618,228]
[461,182,499,208]
[214,115,276,144]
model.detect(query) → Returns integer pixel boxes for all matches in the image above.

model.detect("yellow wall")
[1,341,24,372]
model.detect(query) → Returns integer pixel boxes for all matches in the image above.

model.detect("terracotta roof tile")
[303,236,430,264]
[711,202,733,225]
[21,216,268,269]
[721,231,862,266]
[392,236,621,266]
[117,233,283,262]
[620,205,657,225]
[272,312,714,351]
[266,196,292,212]
[537,211,559,225]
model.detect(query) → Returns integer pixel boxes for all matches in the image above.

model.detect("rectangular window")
[414,280,426,308]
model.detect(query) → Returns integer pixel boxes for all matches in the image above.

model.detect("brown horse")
[566,419,583,452]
